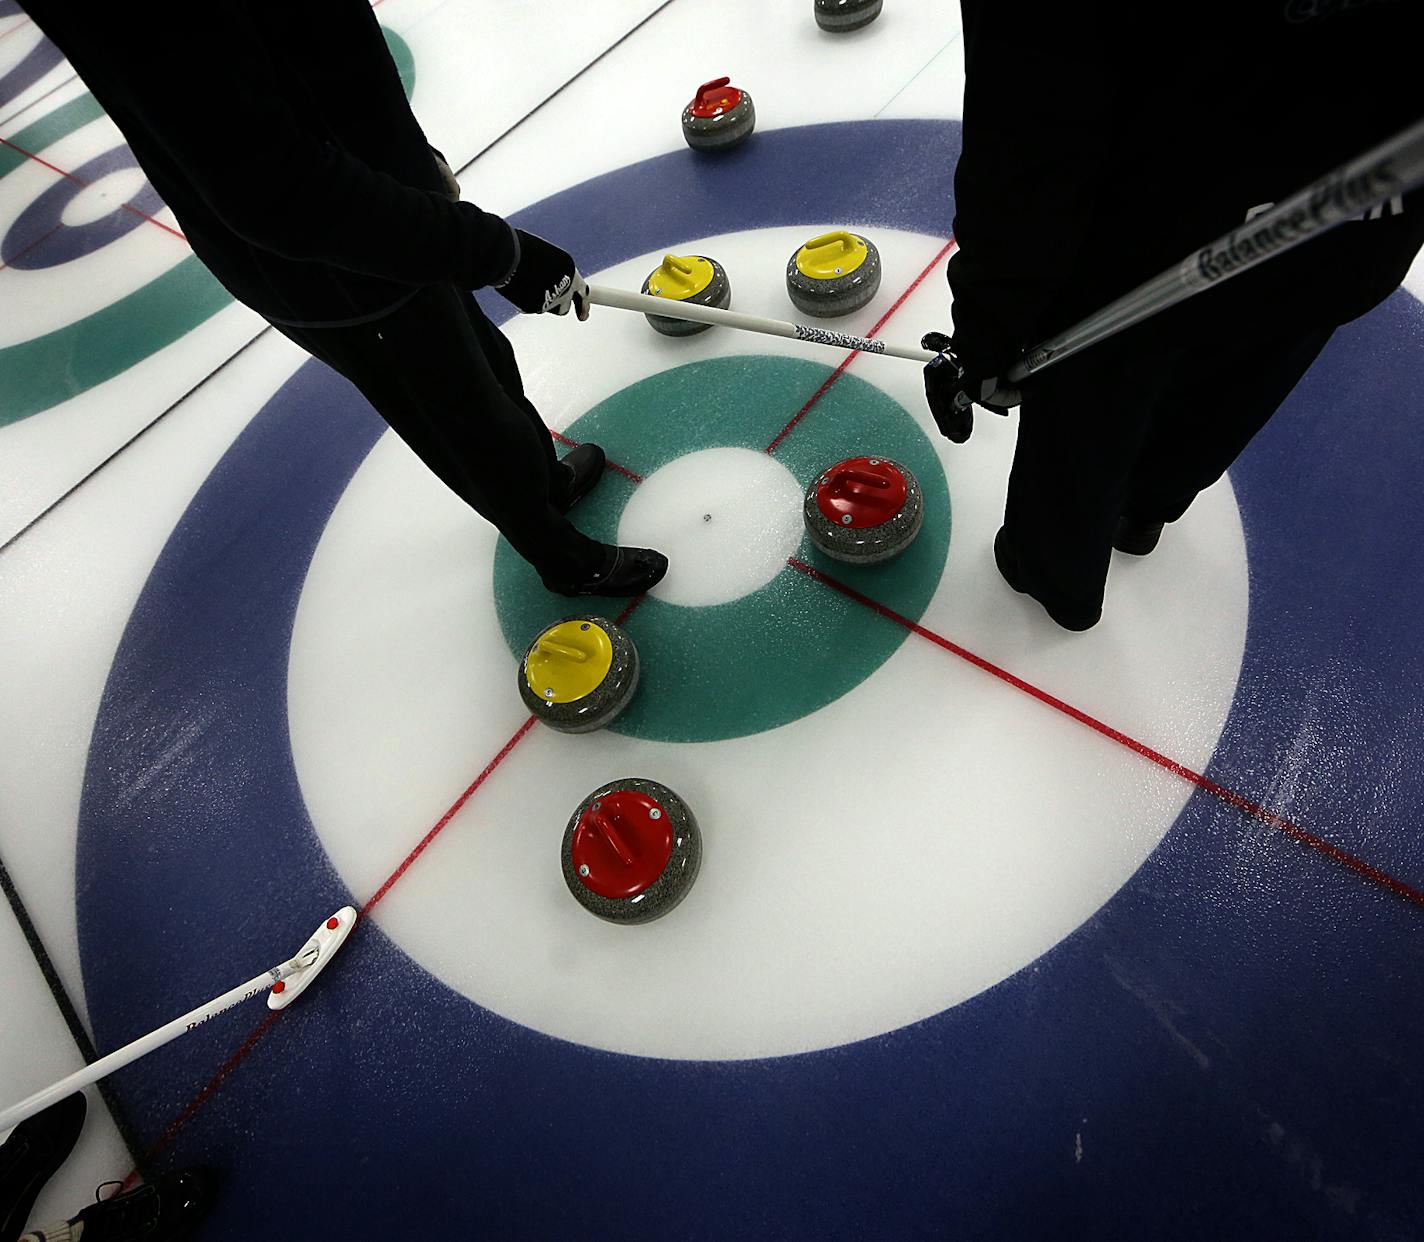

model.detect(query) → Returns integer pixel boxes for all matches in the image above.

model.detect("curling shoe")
[552,443,606,514]
[542,544,668,598]
[0,1092,87,1241]
[70,1167,217,1242]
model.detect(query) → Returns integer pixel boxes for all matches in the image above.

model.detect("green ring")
[494,354,951,742]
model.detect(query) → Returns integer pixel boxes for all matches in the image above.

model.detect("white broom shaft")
[0,964,286,1134]
[587,284,937,363]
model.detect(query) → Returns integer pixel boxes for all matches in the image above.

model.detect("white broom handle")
[587,284,937,363]
[0,963,296,1135]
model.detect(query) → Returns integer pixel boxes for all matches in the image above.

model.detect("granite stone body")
[641,258,732,337]
[804,458,925,564]
[518,617,640,733]
[786,234,882,318]
[561,778,703,924]
[814,0,883,31]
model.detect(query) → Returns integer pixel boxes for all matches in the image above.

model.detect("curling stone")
[814,0,883,31]
[640,253,732,337]
[561,778,702,924]
[518,616,639,733]
[804,456,924,564]
[786,231,882,318]
[681,76,756,151]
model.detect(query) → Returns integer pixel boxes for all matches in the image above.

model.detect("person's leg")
[1000,332,1185,626]
[453,292,603,509]
[454,293,559,468]
[277,287,604,582]
[1120,324,1336,530]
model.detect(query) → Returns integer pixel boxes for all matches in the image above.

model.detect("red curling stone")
[680,76,756,151]
[803,455,925,564]
[561,778,702,924]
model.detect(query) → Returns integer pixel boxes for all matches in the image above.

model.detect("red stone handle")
[831,467,893,491]
[587,807,636,867]
[697,76,732,104]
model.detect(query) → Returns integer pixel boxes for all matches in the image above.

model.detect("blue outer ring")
[1,147,163,268]
[77,121,1424,1240]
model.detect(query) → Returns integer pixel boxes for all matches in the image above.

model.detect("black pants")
[1003,319,1334,622]
[272,284,602,581]
[1000,204,1424,624]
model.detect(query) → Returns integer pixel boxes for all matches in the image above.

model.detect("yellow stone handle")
[650,253,709,298]
[802,231,862,258]
[535,639,589,663]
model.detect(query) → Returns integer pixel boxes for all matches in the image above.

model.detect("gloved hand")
[497,229,590,319]
[429,145,460,201]
[921,331,1021,444]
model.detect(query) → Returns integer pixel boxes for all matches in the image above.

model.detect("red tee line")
[0,136,187,243]
[764,236,957,455]
[787,556,1424,911]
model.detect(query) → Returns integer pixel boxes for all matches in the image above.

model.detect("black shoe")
[1113,513,1165,556]
[73,1168,216,1242]
[993,527,1100,632]
[551,443,606,514]
[541,545,668,598]
[0,1092,86,1241]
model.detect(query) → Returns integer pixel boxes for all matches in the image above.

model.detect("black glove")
[497,229,590,319]
[921,331,1021,444]
[428,145,460,201]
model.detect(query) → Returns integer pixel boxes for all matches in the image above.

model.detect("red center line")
[787,557,1424,910]
[0,221,62,272]
[361,716,538,917]
[118,1011,283,1192]
[130,591,652,1171]
[764,236,957,455]
[128,714,541,1174]
[0,135,187,243]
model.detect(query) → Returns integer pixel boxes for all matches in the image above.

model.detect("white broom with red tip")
[0,907,357,1134]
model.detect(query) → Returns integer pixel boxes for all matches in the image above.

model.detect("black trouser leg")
[273,285,599,580]
[1122,325,1335,524]
[1003,333,1184,621]
[452,289,561,478]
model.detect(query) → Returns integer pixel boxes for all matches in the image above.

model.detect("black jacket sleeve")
[150,4,516,288]
[34,0,518,291]
[947,0,1118,380]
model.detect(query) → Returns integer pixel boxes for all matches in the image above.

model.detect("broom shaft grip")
[587,285,937,363]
